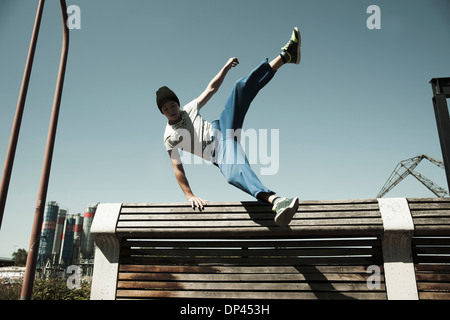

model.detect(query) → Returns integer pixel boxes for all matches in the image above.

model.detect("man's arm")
[168,150,207,210]
[197,57,239,109]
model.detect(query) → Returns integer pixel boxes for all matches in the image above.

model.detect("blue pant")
[211,60,275,199]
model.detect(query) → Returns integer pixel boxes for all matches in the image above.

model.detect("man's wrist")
[186,194,195,200]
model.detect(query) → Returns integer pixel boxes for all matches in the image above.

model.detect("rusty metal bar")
[21,0,69,300]
[0,0,45,230]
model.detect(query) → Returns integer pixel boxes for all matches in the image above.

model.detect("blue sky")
[1,0,449,257]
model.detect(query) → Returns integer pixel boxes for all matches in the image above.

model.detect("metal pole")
[430,78,450,193]
[432,94,450,192]
[21,0,69,300]
[0,0,45,230]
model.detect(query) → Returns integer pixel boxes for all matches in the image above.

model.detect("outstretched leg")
[217,27,301,133]
[218,60,275,133]
[213,27,302,227]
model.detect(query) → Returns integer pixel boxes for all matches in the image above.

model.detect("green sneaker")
[273,197,299,227]
[280,27,301,64]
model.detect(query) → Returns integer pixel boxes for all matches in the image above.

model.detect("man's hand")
[224,57,239,71]
[187,196,207,210]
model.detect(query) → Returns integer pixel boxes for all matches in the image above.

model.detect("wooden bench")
[89,197,450,300]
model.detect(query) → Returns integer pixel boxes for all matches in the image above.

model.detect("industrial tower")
[377,154,450,198]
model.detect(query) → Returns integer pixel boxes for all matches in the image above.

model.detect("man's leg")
[269,55,284,72]
[218,59,276,133]
[219,26,301,134]
[213,27,302,226]
[215,137,274,199]
[258,192,279,204]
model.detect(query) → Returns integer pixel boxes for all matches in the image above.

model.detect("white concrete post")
[90,203,122,300]
[378,198,418,300]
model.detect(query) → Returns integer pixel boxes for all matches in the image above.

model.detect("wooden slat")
[116,226,384,238]
[120,247,379,257]
[119,207,381,215]
[119,256,381,266]
[410,210,450,217]
[417,282,450,291]
[120,198,447,211]
[413,257,450,264]
[412,237,450,245]
[416,273,450,282]
[116,218,382,228]
[121,238,381,249]
[119,211,381,221]
[414,247,450,255]
[408,202,450,210]
[418,292,450,300]
[119,202,381,215]
[121,199,379,208]
[412,226,450,236]
[415,264,450,272]
[413,218,450,225]
[116,280,381,291]
[118,264,379,274]
[115,290,386,300]
[117,272,380,282]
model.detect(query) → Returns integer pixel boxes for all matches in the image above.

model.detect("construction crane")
[377,154,449,198]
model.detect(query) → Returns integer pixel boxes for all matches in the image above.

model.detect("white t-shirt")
[163,99,214,161]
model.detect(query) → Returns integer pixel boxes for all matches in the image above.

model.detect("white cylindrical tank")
[80,203,98,260]
[71,214,83,264]
[51,208,67,264]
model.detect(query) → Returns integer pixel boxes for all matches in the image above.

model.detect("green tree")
[12,248,27,266]
[32,278,90,300]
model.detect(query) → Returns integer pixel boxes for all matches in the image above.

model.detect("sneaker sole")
[294,27,301,64]
[274,197,299,227]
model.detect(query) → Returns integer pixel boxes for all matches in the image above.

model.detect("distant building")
[35,201,98,277]
[0,257,14,267]
[0,266,25,283]
[37,201,59,269]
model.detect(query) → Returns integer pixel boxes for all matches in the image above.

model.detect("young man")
[157,27,301,227]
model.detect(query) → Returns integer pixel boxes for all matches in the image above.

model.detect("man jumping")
[156,27,301,227]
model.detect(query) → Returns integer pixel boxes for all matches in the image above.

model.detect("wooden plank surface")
[116,235,386,299]
[116,260,386,300]
[413,232,450,300]
[112,198,450,300]
[408,198,450,236]
[116,199,389,238]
